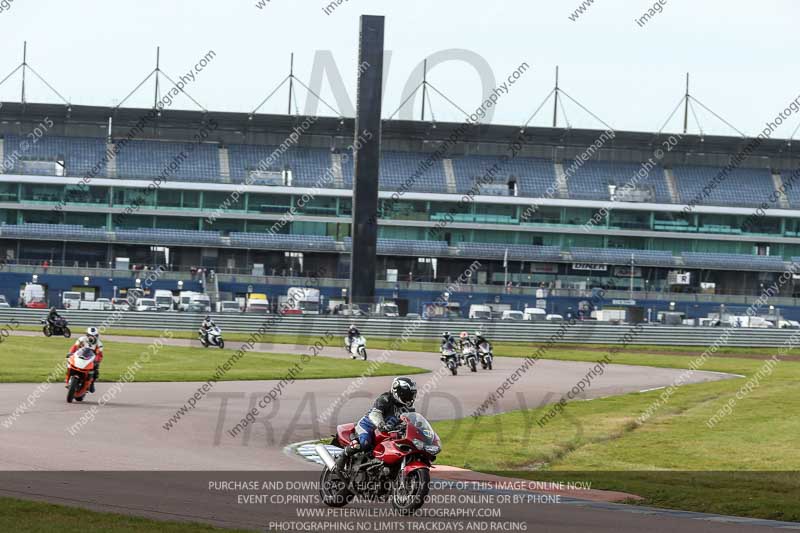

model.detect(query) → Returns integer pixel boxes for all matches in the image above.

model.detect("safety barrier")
[3,308,799,347]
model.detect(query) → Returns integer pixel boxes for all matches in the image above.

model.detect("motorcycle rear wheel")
[319,467,354,508]
[218,339,225,349]
[391,468,430,515]
[63,327,71,338]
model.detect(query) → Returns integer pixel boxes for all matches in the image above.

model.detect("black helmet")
[391,377,417,407]
[50,307,57,313]
[442,331,450,339]
[205,315,211,321]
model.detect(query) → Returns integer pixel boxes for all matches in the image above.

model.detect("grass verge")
[0,497,257,533]
[0,335,427,383]
[432,346,800,521]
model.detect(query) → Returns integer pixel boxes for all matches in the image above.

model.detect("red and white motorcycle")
[316,412,440,514]
[65,346,97,403]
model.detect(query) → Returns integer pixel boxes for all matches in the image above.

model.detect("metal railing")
[4,308,799,347]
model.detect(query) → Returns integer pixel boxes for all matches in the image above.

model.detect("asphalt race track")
[0,333,790,532]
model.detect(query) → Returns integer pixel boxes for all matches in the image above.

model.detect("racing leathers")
[346,326,360,350]
[199,317,216,342]
[335,392,414,470]
[46,308,61,328]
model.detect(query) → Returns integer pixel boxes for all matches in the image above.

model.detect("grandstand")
[2,102,800,315]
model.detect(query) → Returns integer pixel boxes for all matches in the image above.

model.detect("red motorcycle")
[316,412,441,515]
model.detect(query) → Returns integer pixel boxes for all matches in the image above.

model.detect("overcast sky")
[1,0,798,138]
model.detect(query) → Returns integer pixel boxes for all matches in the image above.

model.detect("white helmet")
[86,327,99,345]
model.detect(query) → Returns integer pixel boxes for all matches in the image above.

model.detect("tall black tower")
[349,15,385,307]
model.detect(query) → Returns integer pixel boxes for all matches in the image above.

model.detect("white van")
[501,310,524,321]
[218,300,241,313]
[178,291,201,312]
[469,304,493,320]
[136,298,158,312]
[62,291,82,309]
[154,290,175,311]
[523,307,546,321]
[190,294,212,313]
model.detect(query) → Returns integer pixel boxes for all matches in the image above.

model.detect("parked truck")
[280,287,320,315]
[245,293,270,313]
[154,289,175,311]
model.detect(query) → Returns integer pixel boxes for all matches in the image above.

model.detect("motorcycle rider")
[67,327,104,393]
[345,324,360,353]
[46,306,62,331]
[199,315,216,344]
[458,331,473,364]
[474,331,491,351]
[335,377,417,472]
[440,332,457,362]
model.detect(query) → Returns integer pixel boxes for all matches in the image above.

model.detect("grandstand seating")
[115,140,220,182]
[672,166,774,207]
[0,223,108,241]
[2,135,107,177]
[3,134,787,210]
[780,168,800,208]
[455,242,562,262]
[229,232,337,251]
[343,237,449,256]
[565,161,671,203]
[569,247,676,267]
[227,145,333,187]
[115,228,224,246]
[337,150,448,192]
[681,252,786,271]
[450,155,556,197]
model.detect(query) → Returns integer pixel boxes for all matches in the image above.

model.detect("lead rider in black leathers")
[46,307,61,330]
[335,377,417,472]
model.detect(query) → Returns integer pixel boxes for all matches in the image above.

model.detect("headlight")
[424,445,441,455]
[412,439,425,450]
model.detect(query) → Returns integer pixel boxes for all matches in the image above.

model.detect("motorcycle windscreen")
[401,413,438,446]
[73,348,95,369]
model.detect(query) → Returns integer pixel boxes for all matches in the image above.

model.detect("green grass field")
[431,345,800,521]
[0,497,257,533]
[0,335,427,383]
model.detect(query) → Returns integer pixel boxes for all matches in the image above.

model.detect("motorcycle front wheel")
[359,346,367,361]
[319,467,354,508]
[218,339,225,349]
[391,468,430,515]
[43,326,52,337]
[67,376,79,403]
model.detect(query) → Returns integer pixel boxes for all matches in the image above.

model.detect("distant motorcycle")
[200,326,225,349]
[462,342,478,373]
[42,317,71,338]
[441,346,459,376]
[65,347,96,403]
[346,335,367,360]
[478,341,493,370]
